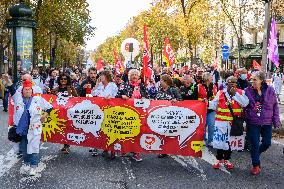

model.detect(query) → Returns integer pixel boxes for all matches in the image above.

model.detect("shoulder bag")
[224,93,244,136]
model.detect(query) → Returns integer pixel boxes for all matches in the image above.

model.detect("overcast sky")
[86,0,152,51]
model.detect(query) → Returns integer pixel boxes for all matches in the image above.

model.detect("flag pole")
[261,0,271,75]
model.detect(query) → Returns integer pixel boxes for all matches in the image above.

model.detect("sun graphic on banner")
[42,109,67,142]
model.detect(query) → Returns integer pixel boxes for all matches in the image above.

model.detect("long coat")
[12,91,52,154]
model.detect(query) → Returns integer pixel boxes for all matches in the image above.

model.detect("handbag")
[224,94,244,136]
[8,126,22,143]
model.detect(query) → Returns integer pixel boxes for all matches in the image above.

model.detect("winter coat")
[10,86,52,154]
[244,84,281,128]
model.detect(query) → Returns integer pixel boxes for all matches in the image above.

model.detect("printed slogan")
[8,95,207,157]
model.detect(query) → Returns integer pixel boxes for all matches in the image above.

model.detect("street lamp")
[6,0,36,84]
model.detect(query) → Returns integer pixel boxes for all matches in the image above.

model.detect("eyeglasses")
[60,78,67,81]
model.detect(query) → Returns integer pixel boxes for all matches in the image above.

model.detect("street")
[0,100,283,189]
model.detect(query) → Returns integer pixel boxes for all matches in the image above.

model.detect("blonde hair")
[128,69,141,81]
[202,72,211,82]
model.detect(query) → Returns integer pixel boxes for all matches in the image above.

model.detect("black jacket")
[79,77,96,97]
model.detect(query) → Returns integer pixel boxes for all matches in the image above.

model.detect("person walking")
[116,69,148,162]
[3,74,52,176]
[272,68,283,103]
[92,70,118,159]
[198,72,218,146]
[155,74,182,158]
[244,71,281,175]
[209,76,249,170]
[52,73,78,154]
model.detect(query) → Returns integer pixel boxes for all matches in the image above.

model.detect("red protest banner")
[8,95,207,157]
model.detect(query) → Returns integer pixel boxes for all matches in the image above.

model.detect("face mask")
[240,74,247,80]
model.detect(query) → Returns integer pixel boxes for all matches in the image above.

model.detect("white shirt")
[91,82,118,98]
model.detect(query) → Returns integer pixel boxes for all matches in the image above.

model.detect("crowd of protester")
[0,63,283,176]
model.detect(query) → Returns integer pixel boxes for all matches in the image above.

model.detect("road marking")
[0,148,21,178]
[172,146,230,178]
[39,143,49,150]
[20,155,58,182]
[172,155,207,180]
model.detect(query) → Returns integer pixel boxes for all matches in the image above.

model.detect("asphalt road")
[0,100,283,189]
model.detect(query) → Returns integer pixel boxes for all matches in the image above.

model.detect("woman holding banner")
[3,74,52,176]
[244,71,281,175]
[116,69,148,162]
[92,70,118,159]
[198,72,218,146]
[156,74,182,158]
[52,73,78,154]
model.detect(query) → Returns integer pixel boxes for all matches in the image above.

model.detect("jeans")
[244,124,251,150]
[248,124,272,167]
[20,135,39,168]
[3,91,8,111]
[205,111,216,144]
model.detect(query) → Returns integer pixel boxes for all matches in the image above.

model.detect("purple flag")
[268,18,279,67]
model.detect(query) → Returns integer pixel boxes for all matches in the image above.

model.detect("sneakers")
[224,160,234,170]
[213,160,234,170]
[213,160,223,169]
[20,164,30,174]
[250,166,261,175]
[29,168,37,176]
[132,153,142,162]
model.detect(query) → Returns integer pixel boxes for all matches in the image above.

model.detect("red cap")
[22,80,33,88]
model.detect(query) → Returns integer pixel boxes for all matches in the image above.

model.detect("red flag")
[96,58,104,71]
[162,38,175,67]
[113,50,125,74]
[142,25,153,83]
[252,60,261,70]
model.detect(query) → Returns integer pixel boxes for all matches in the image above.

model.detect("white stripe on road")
[174,155,207,180]
[39,143,49,150]
[20,155,58,182]
[0,148,21,177]
[172,146,230,178]
[0,143,50,178]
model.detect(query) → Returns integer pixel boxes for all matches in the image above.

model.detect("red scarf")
[130,80,142,99]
